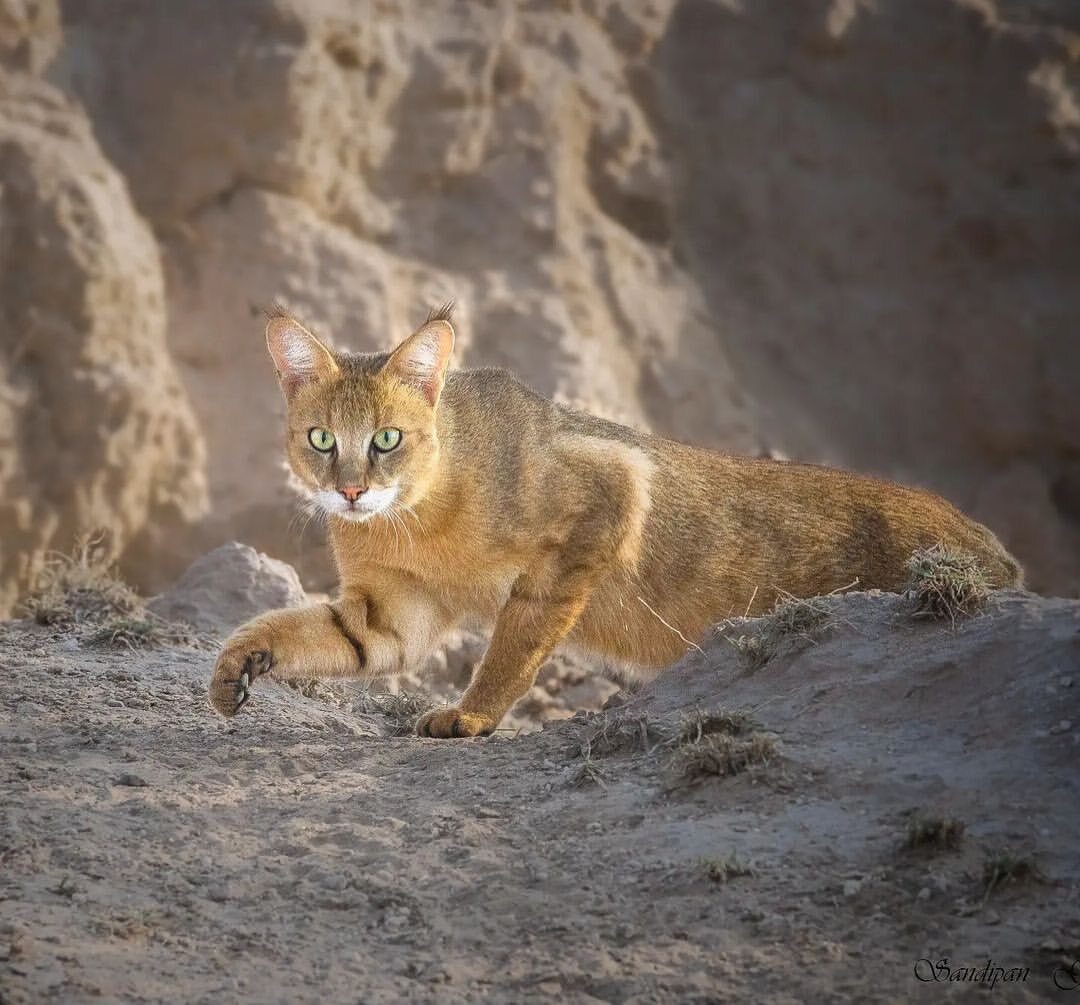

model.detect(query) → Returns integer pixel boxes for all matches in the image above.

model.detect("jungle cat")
[208,306,1023,738]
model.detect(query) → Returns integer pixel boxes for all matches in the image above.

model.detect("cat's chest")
[432,558,518,616]
[336,526,520,617]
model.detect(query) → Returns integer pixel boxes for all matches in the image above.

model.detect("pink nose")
[339,486,365,503]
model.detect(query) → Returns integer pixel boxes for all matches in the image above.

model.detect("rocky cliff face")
[649,0,1080,592]
[0,0,1076,612]
[0,0,206,617]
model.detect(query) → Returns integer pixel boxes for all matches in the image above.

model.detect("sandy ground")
[2,590,1079,1004]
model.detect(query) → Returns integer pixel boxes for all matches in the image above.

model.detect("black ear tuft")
[384,317,455,407]
[425,300,455,325]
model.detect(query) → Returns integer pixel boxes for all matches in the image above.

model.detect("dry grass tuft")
[718,589,846,670]
[24,534,140,627]
[90,909,165,941]
[571,708,774,790]
[677,707,757,745]
[906,544,991,623]
[671,732,777,782]
[667,705,776,785]
[766,592,836,639]
[982,849,1041,898]
[352,687,437,736]
[576,712,667,759]
[283,681,435,734]
[87,614,202,651]
[724,632,771,671]
[566,712,666,787]
[903,815,966,852]
[23,534,202,649]
[569,750,608,788]
[702,852,755,884]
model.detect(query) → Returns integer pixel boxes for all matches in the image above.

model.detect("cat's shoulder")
[443,366,553,417]
[445,365,539,397]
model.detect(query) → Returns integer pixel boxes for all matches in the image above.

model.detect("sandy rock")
[147,541,307,638]
[53,0,400,237]
[0,70,207,617]
[13,0,1078,602]
[648,0,1080,593]
[0,0,59,73]
[52,0,760,595]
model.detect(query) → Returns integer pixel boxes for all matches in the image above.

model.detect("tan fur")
[209,309,1023,737]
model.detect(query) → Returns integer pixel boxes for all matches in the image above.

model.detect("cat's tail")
[976,526,1025,589]
[993,548,1025,589]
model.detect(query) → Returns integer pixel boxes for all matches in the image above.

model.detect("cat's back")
[439,366,653,473]
[441,367,556,429]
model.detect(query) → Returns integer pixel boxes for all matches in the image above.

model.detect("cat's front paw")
[209,648,273,717]
[416,706,497,739]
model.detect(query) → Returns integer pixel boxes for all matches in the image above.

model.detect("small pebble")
[317,871,346,892]
[916,887,931,900]
[15,701,47,717]
[114,773,149,788]
[1050,719,1072,735]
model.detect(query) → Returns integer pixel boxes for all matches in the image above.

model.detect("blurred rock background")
[1,0,1077,616]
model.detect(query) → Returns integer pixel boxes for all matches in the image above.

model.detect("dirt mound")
[2,587,1077,1001]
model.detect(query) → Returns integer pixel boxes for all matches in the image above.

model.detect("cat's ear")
[383,319,455,406]
[265,313,339,399]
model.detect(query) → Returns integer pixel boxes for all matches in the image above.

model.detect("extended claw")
[244,651,272,679]
[209,649,272,717]
[235,671,251,710]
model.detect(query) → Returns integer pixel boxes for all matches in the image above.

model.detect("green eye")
[308,427,336,452]
[372,428,402,453]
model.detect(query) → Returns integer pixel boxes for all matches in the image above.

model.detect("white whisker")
[384,506,412,551]
[399,503,428,536]
[288,496,323,544]
[392,506,415,549]
[385,508,403,550]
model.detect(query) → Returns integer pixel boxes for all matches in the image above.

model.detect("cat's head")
[266,309,455,523]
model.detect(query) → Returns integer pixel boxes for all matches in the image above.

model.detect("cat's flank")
[209,307,1022,737]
